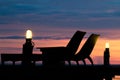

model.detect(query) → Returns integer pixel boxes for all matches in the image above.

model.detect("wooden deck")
[0,65,120,80]
[1,54,120,80]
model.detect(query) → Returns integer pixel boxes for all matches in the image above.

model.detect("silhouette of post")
[104,42,110,66]
[22,30,34,66]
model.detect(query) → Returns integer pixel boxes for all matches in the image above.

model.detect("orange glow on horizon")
[0,38,120,64]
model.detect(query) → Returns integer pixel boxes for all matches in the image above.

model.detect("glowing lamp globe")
[26,30,32,39]
[105,42,109,49]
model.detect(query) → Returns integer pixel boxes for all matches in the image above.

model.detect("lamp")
[26,30,32,39]
[104,42,110,66]
[22,29,34,66]
[105,42,109,49]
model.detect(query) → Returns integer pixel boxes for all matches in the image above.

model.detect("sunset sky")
[0,0,120,64]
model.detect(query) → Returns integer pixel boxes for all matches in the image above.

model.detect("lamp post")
[22,30,34,66]
[104,42,110,66]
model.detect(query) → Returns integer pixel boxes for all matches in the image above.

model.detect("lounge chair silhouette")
[37,30,86,66]
[72,34,100,66]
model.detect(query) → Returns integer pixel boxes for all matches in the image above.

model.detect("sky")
[0,0,120,38]
[0,0,120,64]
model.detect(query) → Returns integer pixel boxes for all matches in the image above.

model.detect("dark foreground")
[0,65,120,80]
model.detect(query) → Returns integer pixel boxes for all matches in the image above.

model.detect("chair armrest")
[36,46,70,61]
[36,46,67,52]
[36,46,69,59]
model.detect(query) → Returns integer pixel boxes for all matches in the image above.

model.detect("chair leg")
[1,61,4,65]
[82,60,86,65]
[88,56,93,65]
[76,61,79,66]
[32,61,35,65]
[13,61,15,65]
[68,60,71,66]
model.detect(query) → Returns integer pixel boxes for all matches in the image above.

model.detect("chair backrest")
[66,30,86,56]
[75,34,100,59]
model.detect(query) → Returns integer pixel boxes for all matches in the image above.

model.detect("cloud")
[1,28,120,40]
[0,35,71,40]
[1,0,120,25]
[0,0,120,40]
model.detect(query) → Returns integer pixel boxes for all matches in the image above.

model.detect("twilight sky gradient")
[0,0,120,38]
[0,0,120,64]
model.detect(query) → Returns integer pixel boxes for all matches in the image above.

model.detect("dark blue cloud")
[0,35,70,40]
[0,0,120,37]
